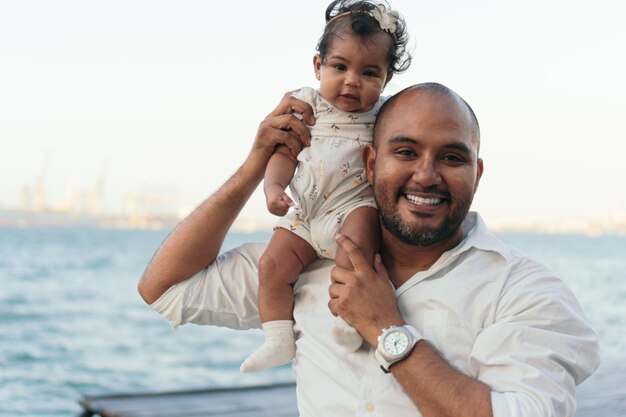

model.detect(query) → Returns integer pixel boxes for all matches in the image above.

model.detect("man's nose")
[411,158,442,187]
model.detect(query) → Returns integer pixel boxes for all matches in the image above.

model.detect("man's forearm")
[137,157,264,304]
[137,91,313,305]
[392,341,492,417]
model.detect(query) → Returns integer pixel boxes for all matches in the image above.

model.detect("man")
[138,83,600,417]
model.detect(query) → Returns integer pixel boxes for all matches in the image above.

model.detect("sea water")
[0,227,623,416]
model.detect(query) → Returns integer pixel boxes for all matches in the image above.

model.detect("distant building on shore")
[486,214,626,236]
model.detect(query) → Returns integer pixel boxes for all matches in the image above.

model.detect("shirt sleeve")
[291,86,317,112]
[149,242,266,330]
[468,257,601,417]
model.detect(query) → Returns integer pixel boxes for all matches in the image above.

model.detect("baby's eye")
[363,70,378,77]
[334,64,347,71]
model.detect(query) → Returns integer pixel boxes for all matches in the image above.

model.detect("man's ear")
[474,158,484,193]
[313,54,322,80]
[364,144,376,183]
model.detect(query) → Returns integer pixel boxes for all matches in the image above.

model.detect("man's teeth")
[406,195,441,205]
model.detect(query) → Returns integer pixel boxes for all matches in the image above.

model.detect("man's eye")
[442,154,464,163]
[395,148,416,157]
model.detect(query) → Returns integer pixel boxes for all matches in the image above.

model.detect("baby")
[241,0,411,372]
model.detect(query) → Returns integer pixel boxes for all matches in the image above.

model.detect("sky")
[1,0,625,226]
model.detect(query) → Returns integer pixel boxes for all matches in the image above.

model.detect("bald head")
[374,82,480,153]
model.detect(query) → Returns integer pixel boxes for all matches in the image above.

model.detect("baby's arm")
[264,145,298,216]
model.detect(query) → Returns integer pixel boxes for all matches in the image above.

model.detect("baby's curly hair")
[317,0,412,73]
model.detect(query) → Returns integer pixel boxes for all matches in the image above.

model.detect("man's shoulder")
[464,212,561,287]
[488,242,572,307]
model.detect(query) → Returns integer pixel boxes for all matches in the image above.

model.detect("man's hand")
[265,184,294,216]
[251,91,315,162]
[329,234,404,345]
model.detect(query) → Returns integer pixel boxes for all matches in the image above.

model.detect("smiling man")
[138,83,600,417]
[372,83,482,249]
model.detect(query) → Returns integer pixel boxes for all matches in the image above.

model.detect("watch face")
[383,330,410,356]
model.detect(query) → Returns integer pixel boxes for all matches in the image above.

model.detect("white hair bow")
[369,4,399,35]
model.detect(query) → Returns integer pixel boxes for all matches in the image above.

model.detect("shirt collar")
[394,212,513,294]
[457,212,514,262]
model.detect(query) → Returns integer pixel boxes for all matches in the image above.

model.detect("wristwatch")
[374,324,422,373]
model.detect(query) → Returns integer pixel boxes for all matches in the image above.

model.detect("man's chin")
[381,212,463,247]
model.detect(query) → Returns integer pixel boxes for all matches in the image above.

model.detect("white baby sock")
[331,317,363,352]
[240,320,296,373]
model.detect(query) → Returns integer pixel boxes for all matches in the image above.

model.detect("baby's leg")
[335,206,380,268]
[240,228,317,372]
[258,228,318,322]
[332,206,380,351]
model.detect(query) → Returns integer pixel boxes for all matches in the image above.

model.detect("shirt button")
[365,403,375,413]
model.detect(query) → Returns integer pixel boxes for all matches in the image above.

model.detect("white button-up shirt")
[151,212,600,417]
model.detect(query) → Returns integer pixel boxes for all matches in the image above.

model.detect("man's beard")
[376,188,471,247]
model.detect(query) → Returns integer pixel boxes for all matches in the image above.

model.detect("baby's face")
[314,30,392,113]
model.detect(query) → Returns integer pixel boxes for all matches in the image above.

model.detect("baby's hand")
[265,184,294,216]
